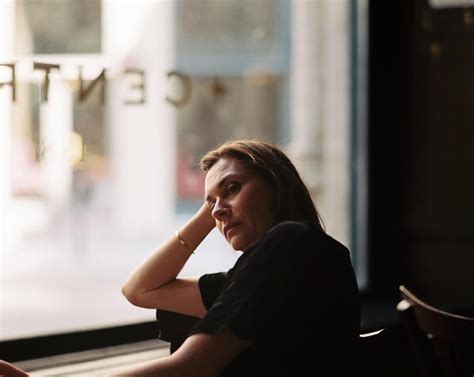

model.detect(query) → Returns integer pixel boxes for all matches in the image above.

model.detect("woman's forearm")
[121,203,215,303]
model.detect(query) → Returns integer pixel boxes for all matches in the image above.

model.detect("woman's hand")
[0,360,29,377]
[195,201,215,231]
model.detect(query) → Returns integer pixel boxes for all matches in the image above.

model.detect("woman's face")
[205,158,275,251]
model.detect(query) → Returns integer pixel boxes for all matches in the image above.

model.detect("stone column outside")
[104,1,177,234]
[289,0,351,246]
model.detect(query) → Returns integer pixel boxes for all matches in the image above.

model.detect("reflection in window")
[0,0,366,340]
[10,83,41,198]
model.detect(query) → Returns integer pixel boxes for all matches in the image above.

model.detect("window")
[0,0,367,341]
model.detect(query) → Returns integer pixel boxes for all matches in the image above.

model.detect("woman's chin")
[230,237,257,253]
[229,237,246,252]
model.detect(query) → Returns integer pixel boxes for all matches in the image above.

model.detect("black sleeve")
[189,221,316,340]
[198,272,228,310]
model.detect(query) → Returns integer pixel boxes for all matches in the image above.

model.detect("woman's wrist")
[175,203,215,253]
[195,202,215,230]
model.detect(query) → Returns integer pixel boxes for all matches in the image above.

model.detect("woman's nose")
[211,199,230,220]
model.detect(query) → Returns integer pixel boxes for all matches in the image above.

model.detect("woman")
[1,140,360,376]
[119,140,360,376]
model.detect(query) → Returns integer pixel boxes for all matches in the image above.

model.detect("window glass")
[0,0,365,340]
[178,0,277,54]
[16,0,101,54]
[176,75,283,209]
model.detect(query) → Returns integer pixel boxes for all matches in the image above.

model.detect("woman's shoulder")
[267,220,314,236]
[264,220,349,255]
[265,220,324,243]
[256,221,317,250]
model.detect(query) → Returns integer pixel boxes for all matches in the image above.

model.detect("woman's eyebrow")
[205,174,239,201]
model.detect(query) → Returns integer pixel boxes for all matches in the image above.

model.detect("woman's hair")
[200,140,324,231]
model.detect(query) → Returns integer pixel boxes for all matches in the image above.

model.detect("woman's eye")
[227,182,240,195]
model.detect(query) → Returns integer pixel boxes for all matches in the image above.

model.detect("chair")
[155,309,200,354]
[358,328,387,377]
[397,285,474,377]
[156,309,409,376]
[358,327,419,377]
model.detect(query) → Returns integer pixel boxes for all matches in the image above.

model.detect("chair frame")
[397,285,474,377]
[156,309,200,353]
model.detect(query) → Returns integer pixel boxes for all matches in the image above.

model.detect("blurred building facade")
[0,0,364,339]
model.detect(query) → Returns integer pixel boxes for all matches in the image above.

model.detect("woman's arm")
[0,329,249,377]
[121,203,215,313]
[108,329,251,377]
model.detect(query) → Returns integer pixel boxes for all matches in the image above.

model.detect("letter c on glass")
[165,70,191,108]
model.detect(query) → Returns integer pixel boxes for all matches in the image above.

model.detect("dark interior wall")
[369,0,474,309]
[367,0,410,298]
[402,1,474,309]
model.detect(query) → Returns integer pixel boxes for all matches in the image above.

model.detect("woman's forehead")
[206,158,240,182]
[205,158,249,190]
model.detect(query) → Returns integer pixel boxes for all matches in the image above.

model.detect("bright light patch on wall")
[430,0,474,8]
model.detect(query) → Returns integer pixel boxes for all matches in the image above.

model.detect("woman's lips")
[224,222,241,239]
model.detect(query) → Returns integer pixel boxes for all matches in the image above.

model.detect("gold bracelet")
[175,230,195,254]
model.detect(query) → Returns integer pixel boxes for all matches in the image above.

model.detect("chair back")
[397,285,474,377]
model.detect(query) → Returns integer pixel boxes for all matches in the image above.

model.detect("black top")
[189,221,361,376]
